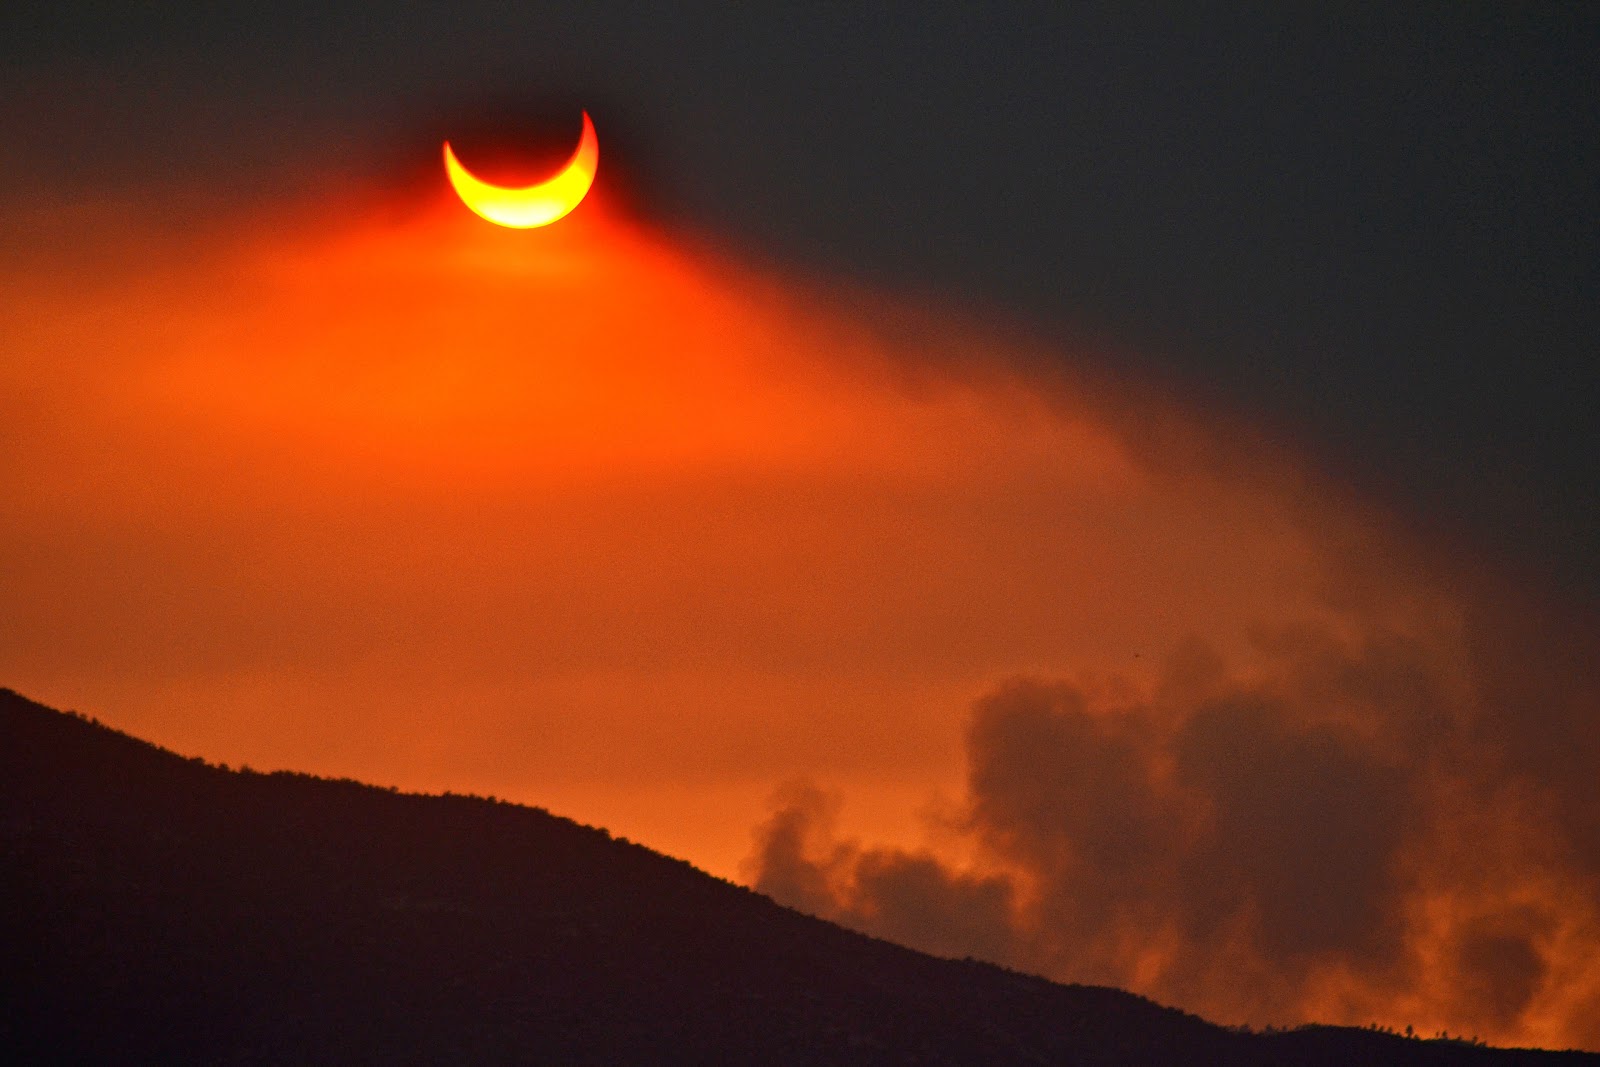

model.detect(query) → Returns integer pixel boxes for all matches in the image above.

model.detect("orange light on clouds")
[3,171,1598,1050]
[0,191,1330,875]
[443,111,598,228]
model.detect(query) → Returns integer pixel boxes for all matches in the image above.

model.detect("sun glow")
[8,176,1596,1051]
[443,111,599,228]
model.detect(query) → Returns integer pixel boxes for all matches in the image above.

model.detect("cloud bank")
[2,178,1596,1048]
[749,601,1600,1048]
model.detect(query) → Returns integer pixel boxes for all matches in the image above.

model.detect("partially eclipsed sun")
[443,112,598,228]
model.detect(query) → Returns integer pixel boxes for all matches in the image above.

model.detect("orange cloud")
[747,616,1600,1049]
[2,186,1595,1048]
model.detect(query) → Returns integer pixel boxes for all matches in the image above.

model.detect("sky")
[3,3,1598,1050]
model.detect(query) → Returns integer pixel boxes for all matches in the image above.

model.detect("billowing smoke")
[749,604,1600,1049]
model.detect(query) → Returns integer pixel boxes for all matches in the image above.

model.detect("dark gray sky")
[6,3,1597,593]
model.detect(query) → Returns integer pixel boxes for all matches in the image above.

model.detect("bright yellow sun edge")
[443,112,599,229]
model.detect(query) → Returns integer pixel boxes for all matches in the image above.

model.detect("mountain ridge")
[3,687,1592,1064]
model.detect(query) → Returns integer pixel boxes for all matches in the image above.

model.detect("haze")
[3,168,1597,1048]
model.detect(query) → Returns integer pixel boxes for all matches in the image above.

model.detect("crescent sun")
[443,112,598,228]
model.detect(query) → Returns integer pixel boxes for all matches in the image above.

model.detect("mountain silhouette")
[3,687,1593,1065]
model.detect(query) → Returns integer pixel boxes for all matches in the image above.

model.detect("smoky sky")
[5,4,1597,597]
[6,3,1600,1051]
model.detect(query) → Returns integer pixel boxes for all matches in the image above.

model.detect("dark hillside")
[2,688,1593,1065]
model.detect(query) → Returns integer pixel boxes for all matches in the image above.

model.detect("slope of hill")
[2,687,1593,1065]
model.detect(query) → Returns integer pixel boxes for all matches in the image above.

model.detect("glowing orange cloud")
[443,111,598,228]
[3,179,1598,1050]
